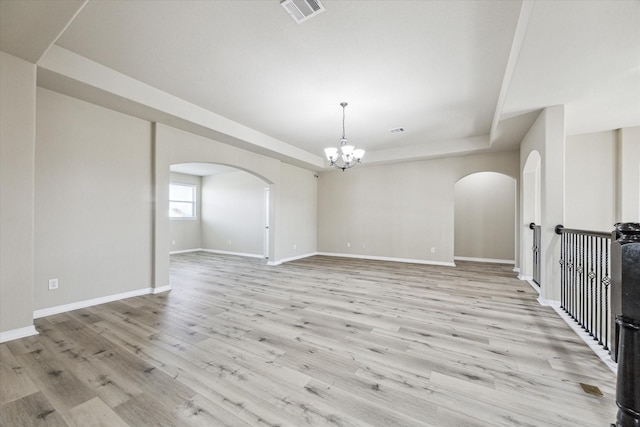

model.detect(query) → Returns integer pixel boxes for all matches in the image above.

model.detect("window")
[169,183,196,219]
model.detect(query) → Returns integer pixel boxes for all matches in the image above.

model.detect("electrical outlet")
[171,240,176,245]
[293,244,297,250]
[48,278,59,290]
[228,240,232,246]
[347,242,351,248]
[362,243,366,249]
[431,247,436,253]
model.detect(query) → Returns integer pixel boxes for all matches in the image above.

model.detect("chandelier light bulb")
[341,144,355,156]
[324,147,339,162]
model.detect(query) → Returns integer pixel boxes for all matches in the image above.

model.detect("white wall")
[317,150,519,265]
[564,126,639,230]
[565,131,616,231]
[202,170,266,256]
[169,172,202,252]
[618,126,640,222]
[34,88,153,310]
[454,172,516,262]
[0,52,36,337]
[276,163,318,261]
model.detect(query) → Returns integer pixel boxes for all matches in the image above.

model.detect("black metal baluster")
[603,240,610,351]
[580,234,585,328]
[576,234,584,329]
[585,236,595,337]
[596,236,602,345]
[560,232,566,311]
[568,232,573,318]
[572,232,577,320]
[554,225,613,354]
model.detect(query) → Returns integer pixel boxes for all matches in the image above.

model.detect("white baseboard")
[518,275,540,293]
[170,248,202,255]
[537,297,560,307]
[199,249,265,259]
[547,303,617,374]
[268,252,318,266]
[534,297,617,373]
[454,256,515,265]
[316,252,456,267]
[513,266,521,273]
[153,285,172,294]
[0,325,38,343]
[33,286,168,319]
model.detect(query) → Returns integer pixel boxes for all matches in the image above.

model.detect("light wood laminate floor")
[1,253,617,426]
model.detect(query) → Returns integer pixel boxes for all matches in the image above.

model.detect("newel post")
[611,222,640,427]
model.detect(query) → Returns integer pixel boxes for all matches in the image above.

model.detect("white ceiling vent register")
[280,0,325,24]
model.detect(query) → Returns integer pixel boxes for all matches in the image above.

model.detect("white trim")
[0,325,38,343]
[548,303,617,374]
[34,287,155,319]
[519,276,541,293]
[170,248,202,255]
[153,285,172,294]
[537,297,560,307]
[316,252,456,267]
[269,252,318,266]
[488,0,534,143]
[200,249,265,259]
[535,298,617,373]
[512,266,521,273]
[454,256,515,265]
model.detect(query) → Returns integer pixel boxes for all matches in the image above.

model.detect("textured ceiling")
[1,0,638,169]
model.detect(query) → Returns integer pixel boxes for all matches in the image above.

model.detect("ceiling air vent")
[280,0,325,24]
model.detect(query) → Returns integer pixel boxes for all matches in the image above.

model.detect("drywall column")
[520,106,565,303]
[152,123,171,292]
[541,105,565,302]
[0,52,37,340]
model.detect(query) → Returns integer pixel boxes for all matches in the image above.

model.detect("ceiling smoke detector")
[389,127,405,133]
[280,0,325,24]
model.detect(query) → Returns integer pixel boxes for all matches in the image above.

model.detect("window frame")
[169,183,197,220]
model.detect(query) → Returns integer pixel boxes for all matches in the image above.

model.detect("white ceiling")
[1,0,638,170]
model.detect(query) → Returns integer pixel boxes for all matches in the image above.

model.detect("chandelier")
[324,102,365,171]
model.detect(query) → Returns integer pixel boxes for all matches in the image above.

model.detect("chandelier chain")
[342,102,346,141]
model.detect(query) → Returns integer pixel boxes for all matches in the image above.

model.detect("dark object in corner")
[610,223,640,427]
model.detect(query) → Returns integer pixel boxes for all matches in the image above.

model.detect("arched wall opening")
[153,123,281,291]
[454,172,517,263]
[521,150,542,280]
[169,163,271,259]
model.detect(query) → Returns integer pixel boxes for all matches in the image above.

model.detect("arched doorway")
[169,162,270,259]
[521,151,542,281]
[454,172,517,263]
